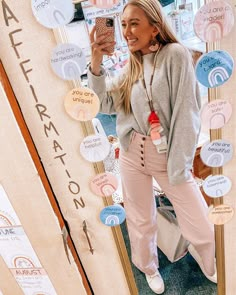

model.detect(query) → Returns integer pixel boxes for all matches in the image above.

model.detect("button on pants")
[119,132,215,276]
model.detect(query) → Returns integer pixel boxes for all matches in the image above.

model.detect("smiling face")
[121,4,159,55]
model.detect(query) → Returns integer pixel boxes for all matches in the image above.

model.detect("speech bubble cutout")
[203,174,232,198]
[194,0,234,42]
[200,139,233,167]
[195,50,234,88]
[80,134,111,162]
[201,99,232,129]
[90,172,118,197]
[51,43,86,80]
[88,0,120,9]
[100,204,126,226]
[31,0,74,28]
[208,204,234,225]
[64,87,100,121]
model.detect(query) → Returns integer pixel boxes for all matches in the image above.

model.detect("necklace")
[141,44,162,112]
[141,45,163,145]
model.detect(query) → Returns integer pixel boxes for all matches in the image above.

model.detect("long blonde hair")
[118,0,179,114]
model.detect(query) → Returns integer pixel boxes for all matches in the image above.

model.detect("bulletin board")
[0,82,88,295]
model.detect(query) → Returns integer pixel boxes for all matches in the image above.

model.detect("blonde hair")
[118,0,179,114]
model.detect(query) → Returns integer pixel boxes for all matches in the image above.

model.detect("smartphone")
[95,17,115,54]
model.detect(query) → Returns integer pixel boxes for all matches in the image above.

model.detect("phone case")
[95,17,115,54]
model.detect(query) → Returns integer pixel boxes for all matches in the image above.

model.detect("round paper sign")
[194,0,234,42]
[90,172,118,197]
[64,87,100,121]
[208,204,234,225]
[201,99,232,129]
[88,0,119,9]
[31,0,74,29]
[80,134,111,162]
[100,204,126,226]
[200,139,233,167]
[203,174,232,198]
[51,43,86,80]
[195,50,234,88]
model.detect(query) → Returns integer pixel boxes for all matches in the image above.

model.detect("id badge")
[157,136,167,153]
[150,129,161,145]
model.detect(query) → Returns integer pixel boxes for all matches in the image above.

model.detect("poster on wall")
[0,185,57,295]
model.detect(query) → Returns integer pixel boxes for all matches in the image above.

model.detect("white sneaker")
[188,244,217,283]
[145,269,165,294]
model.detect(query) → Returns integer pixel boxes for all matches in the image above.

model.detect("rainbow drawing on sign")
[204,22,223,42]
[194,1,234,42]
[202,174,232,198]
[61,60,83,79]
[206,152,224,167]
[76,108,90,121]
[208,66,230,87]
[105,215,120,225]
[31,0,74,29]
[209,113,226,129]
[53,10,66,24]
[13,256,35,268]
[215,189,223,197]
[0,211,15,226]
[101,184,117,196]
[195,50,234,88]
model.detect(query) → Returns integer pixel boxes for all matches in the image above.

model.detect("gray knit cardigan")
[88,43,201,185]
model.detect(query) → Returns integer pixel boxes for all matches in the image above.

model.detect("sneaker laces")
[147,271,162,281]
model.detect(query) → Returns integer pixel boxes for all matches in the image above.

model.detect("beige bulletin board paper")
[0,84,87,295]
[0,1,130,294]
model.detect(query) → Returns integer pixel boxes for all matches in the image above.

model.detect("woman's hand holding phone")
[89,20,116,76]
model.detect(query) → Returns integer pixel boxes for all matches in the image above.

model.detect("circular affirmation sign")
[201,99,232,129]
[51,43,86,80]
[195,50,234,88]
[80,134,111,162]
[100,204,126,226]
[203,174,232,198]
[31,0,74,29]
[208,204,234,225]
[64,87,100,121]
[90,172,118,197]
[194,0,234,42]
[88,0,119,9]
[200,139,233,167]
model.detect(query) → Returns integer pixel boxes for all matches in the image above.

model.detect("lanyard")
[141,45,162,113]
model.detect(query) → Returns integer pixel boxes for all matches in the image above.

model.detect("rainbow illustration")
[206,152,224,167]
[204,22,223,42]
[61,60,82,79]
[76,108,90,121]
[101,183,117,196]
[105,215,120,226]
[209,113,226,129]
[215,189,223,197]
[13,256,35,268]
[0,213,14,226]
[53,10,66,24]
[208,66,230,87]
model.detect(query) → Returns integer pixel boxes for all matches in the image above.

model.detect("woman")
[88,0,216,293]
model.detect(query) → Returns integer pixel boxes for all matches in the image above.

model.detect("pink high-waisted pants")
[119,131,215,276]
